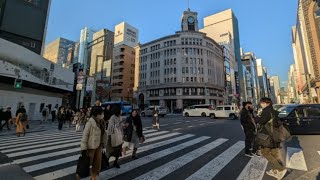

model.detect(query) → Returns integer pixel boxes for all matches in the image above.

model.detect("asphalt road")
[0,115,319,180]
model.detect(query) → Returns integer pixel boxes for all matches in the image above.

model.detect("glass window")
[224,107,231,110]
[216,107,223,111]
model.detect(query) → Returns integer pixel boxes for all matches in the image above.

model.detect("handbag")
[272,122,291,142]
[256,126,273,148]
[101,151,109,170]
[110,117,123,147]
[26,124,29,129]
[76,151,90,178]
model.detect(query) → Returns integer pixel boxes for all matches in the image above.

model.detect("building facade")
[256,59,269,98]
[270,76,281,104]
[43,38,76,67]
[200,9,243,102]
[0,0,51,55]
[111,22,139,102]
[241,52,260,106]
[292,0,320,103]
[136,9,225,111]
[0,38,74,120]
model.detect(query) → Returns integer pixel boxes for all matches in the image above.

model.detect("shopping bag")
[272,123,291,142]
[76,151,90,178]
[101,151,109,170]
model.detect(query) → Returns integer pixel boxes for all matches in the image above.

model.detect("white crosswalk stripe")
[0,128,314,180]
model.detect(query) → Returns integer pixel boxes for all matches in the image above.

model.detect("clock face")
[188,16,195,23]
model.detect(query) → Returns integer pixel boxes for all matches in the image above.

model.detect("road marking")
[7,141,80,158]
[143,129,158,134]
[186,121,191,123]
[236,156,268,180]
[33,134,195,180]
[0,131,81,145]
[186,141,245,180]
[199,124,204,125]
[173,122,182,125]
[161,124,169,126]
[286,147,308,171]
[173,128,182,131]
[97,136,211,179]
[0,135,82,150]
[144,131,169,137]
[134,138,228,180]
[188,125,194,128]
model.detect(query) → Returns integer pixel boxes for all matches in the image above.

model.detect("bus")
[101,101,132,115]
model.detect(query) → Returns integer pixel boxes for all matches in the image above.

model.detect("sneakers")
[245,152,254,157]
[266,169,287,179]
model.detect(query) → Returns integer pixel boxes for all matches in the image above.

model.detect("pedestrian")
[1,106,12,130]
[91,100,103,117]
[57,106,65,130]
[152,107,160,129]
[41,106,48,124]
[15,111,28,137]
[122,109,145,159]
[75,109,84,132]
[0,107,5,131]
[240,101,257,157]
[104,105,113,129]
[65,107,73,128]
[106,106,124,168]
[79,107,106,180]
[16,105,26,117]
[51,106,57,123]
[255,97,288,179]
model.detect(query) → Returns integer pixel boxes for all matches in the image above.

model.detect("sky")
[45,0,298,87]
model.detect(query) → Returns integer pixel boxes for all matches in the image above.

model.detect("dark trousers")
[1,119,10,130]
[243,126,256,153]
[51,113,56,122]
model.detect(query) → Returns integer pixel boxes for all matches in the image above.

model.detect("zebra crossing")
[0,128,314,180]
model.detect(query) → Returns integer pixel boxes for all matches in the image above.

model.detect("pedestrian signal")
[14,79,22,89]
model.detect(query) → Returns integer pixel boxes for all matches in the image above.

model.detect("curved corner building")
[135,9,225,111]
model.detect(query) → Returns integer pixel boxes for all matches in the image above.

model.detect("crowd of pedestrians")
[76,100,145,180]
[240,97,291,180]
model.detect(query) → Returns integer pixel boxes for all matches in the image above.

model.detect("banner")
[86,77,94,91]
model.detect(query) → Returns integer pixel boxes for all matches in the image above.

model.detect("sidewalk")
[0,165,34,180]
[0,120,75,136]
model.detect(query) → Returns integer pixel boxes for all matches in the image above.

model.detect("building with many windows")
[241,52,260,106]
[111,22,139,101]
[136,9,225,112]
[200,9,243,102]
[43,38,76,67]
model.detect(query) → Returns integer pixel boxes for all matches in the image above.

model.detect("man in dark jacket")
[240,101,257,157]
[2,107,12,130]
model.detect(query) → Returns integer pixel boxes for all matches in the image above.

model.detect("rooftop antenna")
[188,0,190,11]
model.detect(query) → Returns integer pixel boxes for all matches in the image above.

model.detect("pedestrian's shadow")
[285,136,302,149]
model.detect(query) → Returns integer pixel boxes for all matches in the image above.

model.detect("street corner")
[0,164,34,180]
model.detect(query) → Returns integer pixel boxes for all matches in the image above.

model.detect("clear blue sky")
[45,0,298,86]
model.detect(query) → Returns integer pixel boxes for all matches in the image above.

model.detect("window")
[216,107,223,111]
[224,107,231,110]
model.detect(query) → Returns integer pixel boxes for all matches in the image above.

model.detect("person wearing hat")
[1,106,12,130]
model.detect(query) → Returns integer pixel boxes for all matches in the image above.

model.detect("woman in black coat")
[122,110,144,159]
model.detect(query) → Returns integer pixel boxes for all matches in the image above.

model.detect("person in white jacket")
[79,108,106,180]
[106,106,124,168]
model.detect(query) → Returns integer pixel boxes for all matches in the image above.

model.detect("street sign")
[77,69,85,84]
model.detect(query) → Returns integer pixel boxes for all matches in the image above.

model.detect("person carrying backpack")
[16,111,28,137]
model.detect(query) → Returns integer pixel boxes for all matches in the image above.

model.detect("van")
[183,104,214,117]
[211,105,239,119]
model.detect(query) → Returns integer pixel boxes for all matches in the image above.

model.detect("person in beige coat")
[79,107,106,180]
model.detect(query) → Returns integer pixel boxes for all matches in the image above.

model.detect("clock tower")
[181,9,199,31]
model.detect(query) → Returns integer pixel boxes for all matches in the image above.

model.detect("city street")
[0,115,319,180]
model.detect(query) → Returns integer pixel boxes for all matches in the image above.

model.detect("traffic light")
[14,79,22,89]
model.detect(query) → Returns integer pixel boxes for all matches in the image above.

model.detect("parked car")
[273,104,296,111]
[211,105,239,119]
[279,104,320,135]
[183,104,214,117]
[141,106,167,117]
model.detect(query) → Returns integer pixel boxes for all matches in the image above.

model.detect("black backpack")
[21,114,28,122]
[42,109,47,116]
